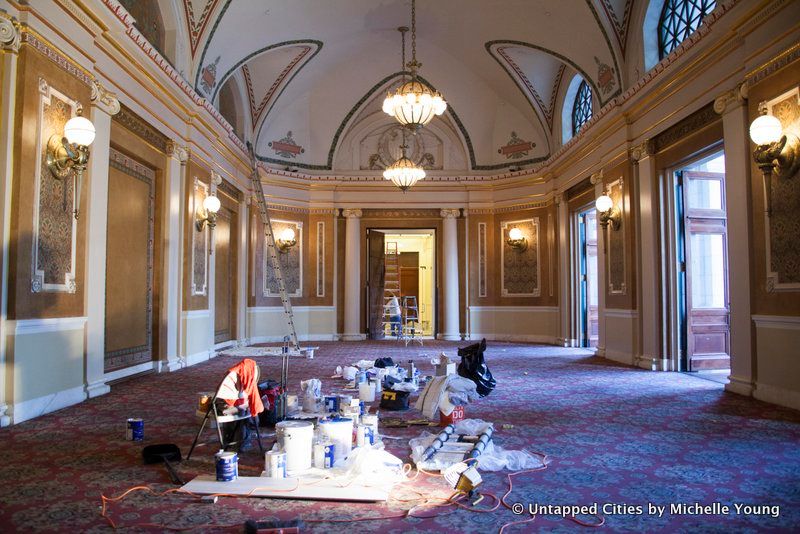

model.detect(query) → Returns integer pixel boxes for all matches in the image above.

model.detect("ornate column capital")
[0,16,21,53]
[554,192,564,205]
[590,169,604,185]
[440,208,461,219]
[166,140,189,163]
[629,139,654,163]
[713,82,748,115]
[342,208,363,218]
[90,79,120,116]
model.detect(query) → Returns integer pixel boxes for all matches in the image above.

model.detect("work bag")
[457,338,496,397]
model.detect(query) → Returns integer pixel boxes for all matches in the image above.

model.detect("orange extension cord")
[99,451,605,532]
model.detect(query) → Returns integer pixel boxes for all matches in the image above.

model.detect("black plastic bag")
[457,338,495,397]
[379,389,410,411]
[374,357,395,368]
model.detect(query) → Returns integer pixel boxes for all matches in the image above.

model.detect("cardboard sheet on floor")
[181,475,389,502]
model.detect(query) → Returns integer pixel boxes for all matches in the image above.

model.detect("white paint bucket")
[360,413,379,438]
[358,382,376,402]
[318,417,354,464]
[275,420,314,474]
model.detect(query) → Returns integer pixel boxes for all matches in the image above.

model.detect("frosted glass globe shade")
[595,195,613,213]
[63,116,96,146]
[203,195,221,214]
[749,114,782,145]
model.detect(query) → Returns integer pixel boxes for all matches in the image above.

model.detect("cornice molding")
[650,102,719,154]
[112,104,169,152]
[745,41,800,88]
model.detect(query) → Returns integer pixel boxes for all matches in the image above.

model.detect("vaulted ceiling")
[175,0,635,173]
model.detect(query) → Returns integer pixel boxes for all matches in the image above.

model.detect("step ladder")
[382,242,401,338]
[402,295,423,346]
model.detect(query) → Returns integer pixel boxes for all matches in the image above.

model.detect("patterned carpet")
[1,341,799,532]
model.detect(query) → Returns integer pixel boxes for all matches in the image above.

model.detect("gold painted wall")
[748,57,800,317]
[7,45,91,319]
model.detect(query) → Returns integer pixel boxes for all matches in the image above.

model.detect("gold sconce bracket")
[506,237,527,251]
[598,206,622,231]
[277,237,297,253]
[195,211,217,232]
[46,134,89,220]
[753,134,800,216]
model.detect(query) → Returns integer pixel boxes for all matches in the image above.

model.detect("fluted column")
[555,193,571,346]
[0,15,21,426]
[84,80,120,398]
[714,84,755,397]
[342,209,364,341]
[161,141,188,371]
[441,208,461,340]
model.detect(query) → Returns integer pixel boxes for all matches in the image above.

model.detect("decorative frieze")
[113,104,169,152]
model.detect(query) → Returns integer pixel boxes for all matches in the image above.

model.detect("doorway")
[673,151,730,373]
[366,229,435,338]
[576,208,599,348]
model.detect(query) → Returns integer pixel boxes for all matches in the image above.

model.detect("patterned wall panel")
[191,177,209,295]
[316,221,325,297]
[478,222,487,297]
[501,218,540,297]
[607,178,627,294]
[105,148,155,372]
[264,219,302,297]
[548,212,555,297]
[764,87,800,291]
[31,78,78,293]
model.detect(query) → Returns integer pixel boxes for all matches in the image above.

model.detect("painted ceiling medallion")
[498,132,536,159]
[199,55,220,94]
[381,0,446,131]
[595,56,616,94]
[269,131,304,159]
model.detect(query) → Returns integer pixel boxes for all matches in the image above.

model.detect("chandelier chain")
[411,0,416,66]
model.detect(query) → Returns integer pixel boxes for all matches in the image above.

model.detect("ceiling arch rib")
[487,43,570,149]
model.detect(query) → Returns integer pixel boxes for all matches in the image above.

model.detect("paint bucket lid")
[276,420,313,429]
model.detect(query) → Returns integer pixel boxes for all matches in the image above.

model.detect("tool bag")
[457,338,496,397]
[380,389,410,411]
[258,380,284,426]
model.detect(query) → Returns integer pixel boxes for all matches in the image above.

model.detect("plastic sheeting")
[409,419,548,472]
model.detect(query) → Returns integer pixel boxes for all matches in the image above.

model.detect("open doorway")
[366,229,435,339]
[576,208,599,348]
[672,151,730,378]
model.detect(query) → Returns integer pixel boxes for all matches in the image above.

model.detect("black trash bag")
[457,338,495,397]
[374,357,395,368]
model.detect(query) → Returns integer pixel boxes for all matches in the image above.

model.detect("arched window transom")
[658,0,716,59]
[571,81,592,135]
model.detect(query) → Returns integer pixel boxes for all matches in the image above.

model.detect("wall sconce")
[276,227,297,253]
[46,110,95,219]
[195,194,221,231]
[596,193,621,231]
[749,103,799,216]
[506,227,527,251]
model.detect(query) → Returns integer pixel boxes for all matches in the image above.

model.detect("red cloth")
[223,358,264,416]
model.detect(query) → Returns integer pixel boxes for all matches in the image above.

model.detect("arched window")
[571,81,592,135]
[658,0,716,58]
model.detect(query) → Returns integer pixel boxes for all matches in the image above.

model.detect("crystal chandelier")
[382,0,446,131]
[383,142,425,192]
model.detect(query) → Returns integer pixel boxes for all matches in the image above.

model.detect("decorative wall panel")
[191,177,209,295]
[607,177,627,294]
[31,78,78,294]
[501,218,540,297]
[764,87,800,291]
[478,222,487,297]
[316,221,325,297]
[104,148,155,372]
[264,219,302,297]
[548,212,555,297]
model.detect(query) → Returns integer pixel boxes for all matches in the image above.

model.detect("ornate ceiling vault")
[178,0,631,174]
